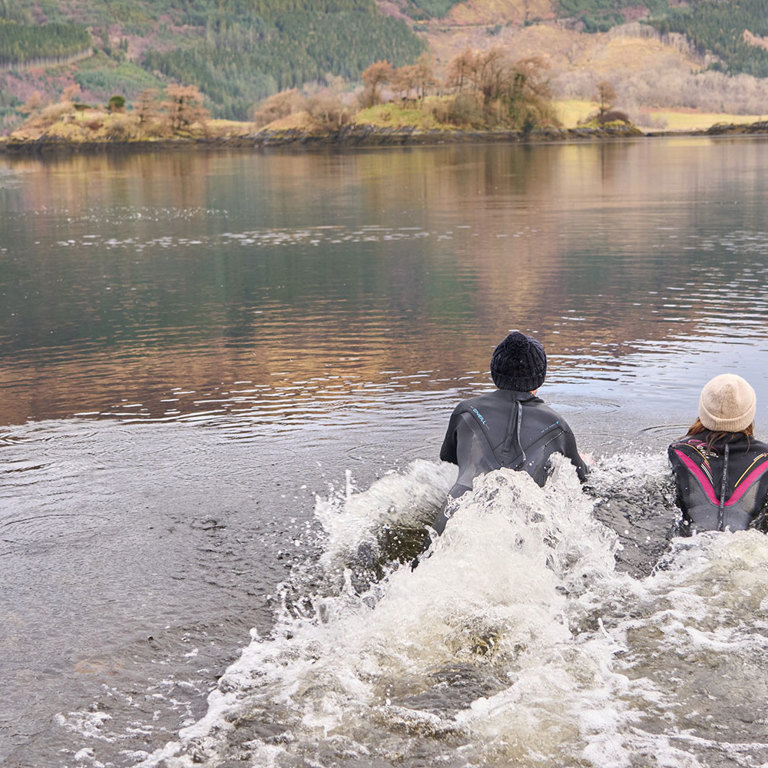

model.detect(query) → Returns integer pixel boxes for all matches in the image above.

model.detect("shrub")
[598,109,631,124]
[104,114,136,140]
[40,102,73,123]
[430,92,482,127]
[251,88,306,126]
[306,89,352,130]
[108,94,126,112]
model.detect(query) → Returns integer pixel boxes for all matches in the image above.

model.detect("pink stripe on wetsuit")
[673,449,768,506]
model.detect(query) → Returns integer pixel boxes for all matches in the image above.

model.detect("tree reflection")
[1,139,767,425]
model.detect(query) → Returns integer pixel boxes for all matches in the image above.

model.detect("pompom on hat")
[490,331,547,392]
[698,373,756,433]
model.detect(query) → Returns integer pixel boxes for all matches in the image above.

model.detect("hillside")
[0,0,424,129]
[386,0,768,79]
[2,0,768,134]
[385,0,768,123]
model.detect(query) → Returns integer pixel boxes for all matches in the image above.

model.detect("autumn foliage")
[163,85,210,132]
[360,60,394,108]
[249,46,558,134]
[10,84,212,142]
[439,48,557,130]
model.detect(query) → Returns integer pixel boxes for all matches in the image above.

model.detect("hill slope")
[0,0,424,127]
[1,0,768,134]
[381,0,768,121]
[385,0,768,79]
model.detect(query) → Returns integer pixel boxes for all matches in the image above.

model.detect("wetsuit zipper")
[717,443,730,531]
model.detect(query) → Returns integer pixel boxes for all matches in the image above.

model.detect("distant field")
[646,109,766,131]
[554,100,596,127]
[555,99,766,132]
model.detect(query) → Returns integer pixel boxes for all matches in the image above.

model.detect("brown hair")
[687,417,754,451]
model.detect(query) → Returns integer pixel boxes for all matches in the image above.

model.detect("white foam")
[56,710,114,742]
[134,455,768,768]
[314,458,453,568]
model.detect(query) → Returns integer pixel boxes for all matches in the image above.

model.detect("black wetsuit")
[668,432,768,533]
[433,389,588,534]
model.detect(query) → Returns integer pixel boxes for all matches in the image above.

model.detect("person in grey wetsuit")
[433,331,588,535]
[668,373,768,534]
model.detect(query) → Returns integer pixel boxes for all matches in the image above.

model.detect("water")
[3,138,768,767]
[139,459,768,768]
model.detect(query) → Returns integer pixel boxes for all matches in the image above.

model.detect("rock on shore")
[0,122,645,154]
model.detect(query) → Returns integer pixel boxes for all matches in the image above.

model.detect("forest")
[405,0,464,18]
[557,0,670,32]
[653,0,768,78]
[554,0,768,77]
[144,4,425,119]
[7,45,565,145]
[0,21,91,66]
[0,0,424,121]
[2,0,768,127]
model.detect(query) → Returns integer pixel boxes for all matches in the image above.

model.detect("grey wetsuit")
[433,389,587,534]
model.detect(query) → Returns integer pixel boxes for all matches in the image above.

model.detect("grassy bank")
[6,97,768,153]
[555,99,766,132]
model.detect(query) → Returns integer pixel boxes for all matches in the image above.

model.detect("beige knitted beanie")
[698,373,756,432]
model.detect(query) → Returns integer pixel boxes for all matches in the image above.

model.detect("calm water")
[3,138,768,767]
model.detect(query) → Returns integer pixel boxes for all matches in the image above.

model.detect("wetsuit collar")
[497,389,541,403]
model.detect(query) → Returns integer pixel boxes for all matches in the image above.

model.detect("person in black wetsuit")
[668,373,768,534]
[433,331,589,535]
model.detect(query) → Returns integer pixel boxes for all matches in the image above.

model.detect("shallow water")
[138,459,768,768]
[3,138,768,767]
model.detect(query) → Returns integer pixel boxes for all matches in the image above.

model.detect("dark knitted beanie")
[490,331,547,391]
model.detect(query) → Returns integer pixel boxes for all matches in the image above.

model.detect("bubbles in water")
[131,454,768,768]
[51,222,444,255]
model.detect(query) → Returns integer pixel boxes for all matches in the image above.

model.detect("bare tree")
[360,60,393,107]
[474,47,511,106]
[135,89,160,125]
[391,64,420,103]
[413,52,437,101]
[163,85,209,133]
[596,80,617,120]
[133,89,166,136]
[306,90,352,130]
[445,49,477,93]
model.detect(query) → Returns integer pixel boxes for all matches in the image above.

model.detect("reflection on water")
[4,140,768,768]
[3,139,768,428]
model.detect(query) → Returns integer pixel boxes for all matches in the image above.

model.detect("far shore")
[1,120,767,155]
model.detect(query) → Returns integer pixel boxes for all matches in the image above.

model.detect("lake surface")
[2,138,768,767]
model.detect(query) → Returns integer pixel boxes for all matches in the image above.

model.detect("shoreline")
[0,121,766,154]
